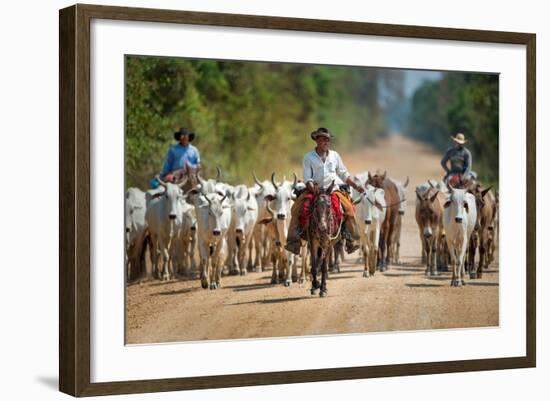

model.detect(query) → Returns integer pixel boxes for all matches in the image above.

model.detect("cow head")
[416,187,440,237]
[396,176,409,215]
[200,188,229,237]
[269,172,294,220]
[231,187,256,243]
[444,184,470,224]
[156,176,187,220]
[355,185,385,226]
[366,170,387,189]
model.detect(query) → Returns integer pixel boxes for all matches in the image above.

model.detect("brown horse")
[366,171,400,271]
[308,181,342,297]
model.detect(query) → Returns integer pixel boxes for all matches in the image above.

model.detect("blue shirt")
[161,144,201,176]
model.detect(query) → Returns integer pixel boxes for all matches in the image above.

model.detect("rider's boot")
[342,219,360,254]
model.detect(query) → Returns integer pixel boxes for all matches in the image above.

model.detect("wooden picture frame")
[59,3,536,397]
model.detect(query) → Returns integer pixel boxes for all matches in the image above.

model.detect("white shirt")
[303,149,350,189]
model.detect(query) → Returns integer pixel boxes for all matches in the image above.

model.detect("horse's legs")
[320,255,328,297]
[310,246,320,295]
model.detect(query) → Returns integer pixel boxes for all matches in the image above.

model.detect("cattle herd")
[125,169,499,294]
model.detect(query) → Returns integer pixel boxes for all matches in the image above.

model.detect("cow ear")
[374,201,384,212]
[464,202,469,213]
[416,191,422,201]
[152,192,164,199]
[430,191,439,203]
[444,200,452,208]
[481,186,493,198]
[264,194,275,202]
[258,218,273,225]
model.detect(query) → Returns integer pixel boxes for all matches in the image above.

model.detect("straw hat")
[451,133,467,145]
[310,127,334,141]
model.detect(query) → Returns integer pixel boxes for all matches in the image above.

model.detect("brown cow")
[366,171,400,271]
[415,187,445,276]
[467,183,497,279]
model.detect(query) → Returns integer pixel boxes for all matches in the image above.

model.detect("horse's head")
[310,180,337,243]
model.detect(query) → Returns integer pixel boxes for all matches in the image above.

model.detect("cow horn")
[404,176,410,188]
[428,179,435,188]
[326,180,335,194]
[221,193,228,204]
[271,172,279,191]
[199,186,211,205]
[246,190,251,202]
[253,172,264,189]
[481,186,493,198]
[353,197,362,205]
[292,172,298,188]
[155,175,167,188]
[177,175,189,189]
[215,166,222,182]
[196,171,207,187]
[447,182,455,193]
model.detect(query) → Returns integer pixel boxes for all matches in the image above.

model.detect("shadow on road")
[225,283,275,292]
[406,283,444,288]
[465,281,500,287]
[150,288,197,297]
[227,296,312,306]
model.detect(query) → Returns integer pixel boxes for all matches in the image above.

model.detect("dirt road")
[126,135,499,344]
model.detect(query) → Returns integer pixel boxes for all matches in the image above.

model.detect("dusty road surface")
[126,135,499,344]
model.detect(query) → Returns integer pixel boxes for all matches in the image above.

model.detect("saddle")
[299,191,344,233]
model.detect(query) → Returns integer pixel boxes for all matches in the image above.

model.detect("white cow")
[260,173,297,286]
[352,184,386,277]
[227,185,258,275]
[190,183,232,290]
[442,185,477,287]
[251,174,277,271]
[145,179,188,281]
[125,187,149,282]
[171,198,198,277]
[389,177,409,264]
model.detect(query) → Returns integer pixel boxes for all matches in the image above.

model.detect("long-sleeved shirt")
[303,149,350,189]
[440,146,472,176]
[161,143,200,177]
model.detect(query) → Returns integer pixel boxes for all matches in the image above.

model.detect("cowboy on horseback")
[441,133,477,188]
[284,127,364,255]
[158,127,201,184]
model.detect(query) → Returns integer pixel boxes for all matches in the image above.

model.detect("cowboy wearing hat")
[440,132,476,187]
[160,127,201,182]
[284,127,364,255]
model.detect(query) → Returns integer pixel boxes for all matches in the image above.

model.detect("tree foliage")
[407,73,499,184]
[125,56,389,188]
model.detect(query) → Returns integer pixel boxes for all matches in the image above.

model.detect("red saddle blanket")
[299,192,343,231]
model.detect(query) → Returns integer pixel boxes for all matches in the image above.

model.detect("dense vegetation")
[126,56,395,188]
[406,73,499,185]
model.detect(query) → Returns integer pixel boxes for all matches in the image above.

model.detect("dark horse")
[307,181,343,297]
